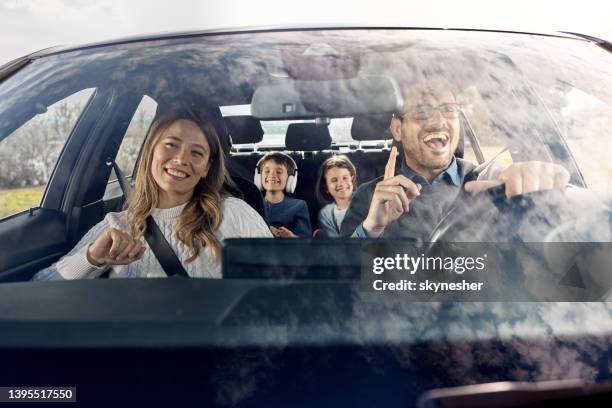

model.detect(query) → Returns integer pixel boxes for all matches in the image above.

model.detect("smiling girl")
[315,155,358,237]
[33,108,271,280]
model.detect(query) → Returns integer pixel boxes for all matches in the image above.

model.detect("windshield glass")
[1,29,612,337]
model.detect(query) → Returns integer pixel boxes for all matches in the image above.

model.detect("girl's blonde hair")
[127,108,230,263]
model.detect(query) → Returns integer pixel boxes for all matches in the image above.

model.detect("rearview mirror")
[251,75,403,120]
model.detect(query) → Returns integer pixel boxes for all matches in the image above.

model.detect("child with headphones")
[255,152,312,238]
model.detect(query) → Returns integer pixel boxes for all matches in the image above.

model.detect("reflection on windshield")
[2,31,612,407]
[1,31,611,301]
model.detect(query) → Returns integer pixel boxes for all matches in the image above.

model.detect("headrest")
[224,115,264,144]
[285,123,332,151]
[351,114,393,141]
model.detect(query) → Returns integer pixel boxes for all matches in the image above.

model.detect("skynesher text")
[373,280,484,292]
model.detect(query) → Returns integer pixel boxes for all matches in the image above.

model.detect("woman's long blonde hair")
[127,108,230,263]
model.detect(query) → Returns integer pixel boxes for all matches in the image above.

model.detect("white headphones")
[254,153,299,194]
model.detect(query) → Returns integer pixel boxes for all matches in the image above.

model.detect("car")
[0,26,611,406]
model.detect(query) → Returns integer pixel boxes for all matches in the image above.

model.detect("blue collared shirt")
[354,157,461,238]
[400,157,461,187]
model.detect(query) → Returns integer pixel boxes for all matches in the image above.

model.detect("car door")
[0,51,146,282]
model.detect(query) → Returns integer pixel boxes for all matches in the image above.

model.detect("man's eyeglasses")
[396,103,461,121]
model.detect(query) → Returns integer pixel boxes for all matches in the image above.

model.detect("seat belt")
[111,161,189,277]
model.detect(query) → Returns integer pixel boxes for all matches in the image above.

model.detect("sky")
[1,0,612,65]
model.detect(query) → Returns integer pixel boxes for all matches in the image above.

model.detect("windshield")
[1,29,611,347]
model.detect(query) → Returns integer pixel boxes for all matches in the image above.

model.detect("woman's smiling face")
[150,119,211,208]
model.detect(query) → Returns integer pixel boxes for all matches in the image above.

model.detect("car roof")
[2,25,605,77]
[17,25,598,59]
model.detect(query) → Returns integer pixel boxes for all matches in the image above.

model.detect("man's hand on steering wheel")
[464,161,570,198]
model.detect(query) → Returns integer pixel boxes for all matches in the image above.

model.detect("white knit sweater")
[33,197,272,280]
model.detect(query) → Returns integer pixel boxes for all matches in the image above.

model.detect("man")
[340,80,570,239]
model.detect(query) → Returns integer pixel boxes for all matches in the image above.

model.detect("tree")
[0,101,81,188]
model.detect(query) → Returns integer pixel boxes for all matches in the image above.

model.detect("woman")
[315,155,358,237]
[33,108,271,280]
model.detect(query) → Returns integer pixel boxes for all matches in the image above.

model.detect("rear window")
[221,105,359,147]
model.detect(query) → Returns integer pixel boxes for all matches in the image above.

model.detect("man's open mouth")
[423,133,449,150]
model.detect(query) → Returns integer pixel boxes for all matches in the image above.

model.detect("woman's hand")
[86,228,146,267]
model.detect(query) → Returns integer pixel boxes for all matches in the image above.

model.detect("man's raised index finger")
[384,146,398,180]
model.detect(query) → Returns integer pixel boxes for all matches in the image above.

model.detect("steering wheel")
[427,185,612,300]
[430,184,612,242]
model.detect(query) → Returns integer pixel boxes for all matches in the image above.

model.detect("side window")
[459,87,514,169]
[111,95,157,180]
[0,88,95,219]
